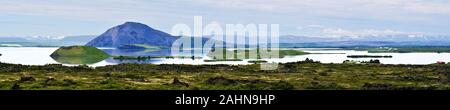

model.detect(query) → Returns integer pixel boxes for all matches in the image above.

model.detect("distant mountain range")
[280,35,450,43]
[277,35,450,47]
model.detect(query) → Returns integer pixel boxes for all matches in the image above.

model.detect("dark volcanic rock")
[172,78,189,87]
[206,76,238,85]
[19,76,36,82]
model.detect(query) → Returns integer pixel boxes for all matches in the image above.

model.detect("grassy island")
[50,46,110,64]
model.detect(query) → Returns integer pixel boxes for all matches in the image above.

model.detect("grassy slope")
[50,46,110,64]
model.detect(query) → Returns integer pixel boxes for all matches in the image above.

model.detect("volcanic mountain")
[86,22,178,47]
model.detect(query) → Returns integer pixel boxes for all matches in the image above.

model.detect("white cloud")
[306,25,323,28]
[296,26,304,30]
[0,0,449,36]
[0,0,187,21]
[2,0,449,22]
[193,0,450,17]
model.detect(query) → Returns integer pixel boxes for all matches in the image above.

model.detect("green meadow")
[50,46,110,64]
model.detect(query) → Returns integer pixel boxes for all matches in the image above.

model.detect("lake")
[0,47,449,67]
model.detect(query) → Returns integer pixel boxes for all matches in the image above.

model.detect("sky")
[0,0,450,38]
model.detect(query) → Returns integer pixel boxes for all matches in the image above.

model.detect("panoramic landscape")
[1,0,450,90]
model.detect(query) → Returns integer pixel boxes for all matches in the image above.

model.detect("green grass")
[1,61,450,90]
[50,46,110,64]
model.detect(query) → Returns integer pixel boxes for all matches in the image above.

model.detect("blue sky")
[1,0,450,37]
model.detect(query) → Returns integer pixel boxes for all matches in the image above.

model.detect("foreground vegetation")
[1,60,450,90]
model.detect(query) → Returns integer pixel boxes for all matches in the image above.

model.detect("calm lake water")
[0,47,449,67]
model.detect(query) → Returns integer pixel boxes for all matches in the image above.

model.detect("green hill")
[50,46,110,64]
